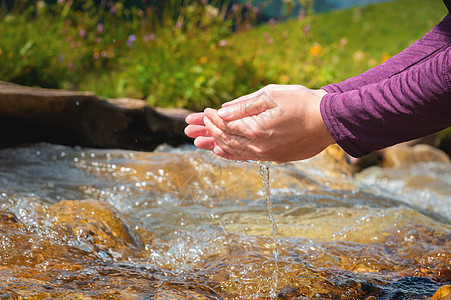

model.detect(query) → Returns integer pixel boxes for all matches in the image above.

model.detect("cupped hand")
[185,84,335,163]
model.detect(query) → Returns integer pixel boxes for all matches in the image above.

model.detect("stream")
[0,143,449,299]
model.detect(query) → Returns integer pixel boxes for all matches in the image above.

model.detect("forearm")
[321,45,451,158]
[323,13,451,94]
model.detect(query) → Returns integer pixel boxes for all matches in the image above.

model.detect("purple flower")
[79,29,86,38]
[218,39,227,47]
[175,21,183,29]
[126,34,136,47]
[97,23,104,34]
[144,33,155,42]
[303,24,310,36]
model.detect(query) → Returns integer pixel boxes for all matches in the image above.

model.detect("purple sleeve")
[322,14,451,94]
[320,45,451,158]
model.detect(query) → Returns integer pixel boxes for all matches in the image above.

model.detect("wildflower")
[93,52,99,60]
[79,29,86,38]
[101,50,108,58]
[126,34,136,47]
[109,5,116,14]
[66,36,72,43]
[218,39,227,47]
[245,23,252,31]
[381,52,391,62]
[303,24,310,36]
[137,9,144,17]
[199,56,208,64]
[175,21,183,29]
[339,37,348,50]
[353,50,364,61]
[97,23,104,34]
[231,3,239,12]
[310,43,322,57]
[279,75,290,83]
[68,61,74,69]
[298,9,306,21]
[267,37,274,45]
[268,18,276,26]
[58,53,65,63]
[264,32,270,39]
[144,33,155,42]
[368,58,377,67]
[108,46,115,58]
[96,37,102,44]
[57,0,65,3]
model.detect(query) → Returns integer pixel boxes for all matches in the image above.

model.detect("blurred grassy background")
[0,0,448,111]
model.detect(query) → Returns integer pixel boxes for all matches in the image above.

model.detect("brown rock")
[383,144,450,168]
[50,199,144,250]
[431,285,451,300]
[0,81,191,150]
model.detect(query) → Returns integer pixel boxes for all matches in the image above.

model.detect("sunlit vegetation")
[0,0,447,110]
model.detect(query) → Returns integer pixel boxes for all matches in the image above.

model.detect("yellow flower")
[199,56,208,64]
[279,75,290,83]
[381,52,391,62]
[310,43,322,57]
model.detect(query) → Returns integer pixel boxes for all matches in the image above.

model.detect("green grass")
[0,0,448,110]
[226,0,447,89]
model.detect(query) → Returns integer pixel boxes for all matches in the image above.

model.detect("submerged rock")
[431,285,451,300]
[0,81,191,150]
[50,199,144,250]
[383,144,450,168]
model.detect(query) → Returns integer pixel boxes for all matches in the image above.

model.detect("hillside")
[228,0,448,88]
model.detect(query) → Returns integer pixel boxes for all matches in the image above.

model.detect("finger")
[221,89,262,108]
[185,112,206,125]
[217,93,275,121]
[193,136,215,151]
[204,108,228,132]
[203,116,261,160]
[184,125,210,138]
[213,144,264,162]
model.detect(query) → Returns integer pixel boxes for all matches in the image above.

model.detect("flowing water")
[258,161,279,299]
[0,143,450,299]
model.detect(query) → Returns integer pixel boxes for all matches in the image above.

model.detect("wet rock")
[431,285,451,300]
[289,144,355,190]
[0,81,191,150]
[383,144,450,168]
[154,282,223,300]
[50,199,144,250]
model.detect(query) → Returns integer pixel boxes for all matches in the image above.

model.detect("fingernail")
[213,146,224,155]
[218,107,232,119]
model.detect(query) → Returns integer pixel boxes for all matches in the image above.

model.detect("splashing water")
[0,144,449,299]
[259,161,279,298]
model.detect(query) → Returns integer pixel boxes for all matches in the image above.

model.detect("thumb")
[217,95,274,121]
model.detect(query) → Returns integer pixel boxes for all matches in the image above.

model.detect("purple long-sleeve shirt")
[320,13,451,158]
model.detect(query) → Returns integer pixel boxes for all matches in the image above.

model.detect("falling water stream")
[0,143,449,299]
[258,161,279,298]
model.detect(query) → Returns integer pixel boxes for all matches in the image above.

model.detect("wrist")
[311,91,335,149]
